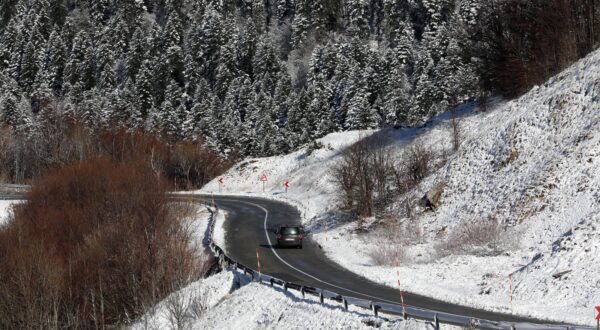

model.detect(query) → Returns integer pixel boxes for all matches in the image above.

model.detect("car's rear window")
[281,227,299,235]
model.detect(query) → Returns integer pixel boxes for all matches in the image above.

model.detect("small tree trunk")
[451,110,460,152]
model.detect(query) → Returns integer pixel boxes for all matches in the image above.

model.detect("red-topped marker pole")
[260,174,268,193]
[284,181,289,193]
[256,247,262,280]
[395,251,406,317]
[595,306,600,330]
[218,177,224,193]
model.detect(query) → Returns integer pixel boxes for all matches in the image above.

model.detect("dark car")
[276,225,303,248]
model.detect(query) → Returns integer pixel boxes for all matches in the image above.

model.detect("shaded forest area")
[478,0,600,97]
[1,0,599,162]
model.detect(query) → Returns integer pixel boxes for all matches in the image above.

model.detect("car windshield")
[280,227,299,235]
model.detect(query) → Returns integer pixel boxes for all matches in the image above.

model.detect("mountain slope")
[200,47,600,325]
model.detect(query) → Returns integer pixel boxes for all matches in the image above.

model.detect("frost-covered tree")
[2,0,590,160]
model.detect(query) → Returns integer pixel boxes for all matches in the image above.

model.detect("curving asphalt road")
[200,194,557,325]
[1,191,563,326]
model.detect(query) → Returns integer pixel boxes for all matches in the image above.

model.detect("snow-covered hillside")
[199,47,600,325]
[200,129,381,220]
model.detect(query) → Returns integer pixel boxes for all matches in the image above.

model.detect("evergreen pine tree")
[135,60,156,118]
[126,27,148,80]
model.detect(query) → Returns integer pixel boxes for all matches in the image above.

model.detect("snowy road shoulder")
[132,269,444,330]
[213,208,228,253]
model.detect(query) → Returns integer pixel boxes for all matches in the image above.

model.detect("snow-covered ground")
[197,48,600,326]
[0,200,19,227]
[213,209,228,253]
[133,269,445,330]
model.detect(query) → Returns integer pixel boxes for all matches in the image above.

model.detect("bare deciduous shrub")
[367,216,423,266]
[0,157,208,329]
[368,244,406,267]
[435,218,507,258]
[332,133,395,220]
[0,115,231,189]
[332,137,375,218]
[163,282,210,330]
[393,142,431,195]
[333,134,435,227]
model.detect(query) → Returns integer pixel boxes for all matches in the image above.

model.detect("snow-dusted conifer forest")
[1,0,598,160]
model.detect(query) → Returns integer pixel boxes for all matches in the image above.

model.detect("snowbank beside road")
[133,269,444,330]
[130,271,236,330]
[213,208,228,253]
[195,276,441,330]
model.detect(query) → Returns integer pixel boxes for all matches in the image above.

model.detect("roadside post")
[256,247,262,281]
[509,274,513,308]
[260,174,268,193]
[218,177,224,193]
[395,251,406,316]
[595,306,600,330]
[284,181,289,193]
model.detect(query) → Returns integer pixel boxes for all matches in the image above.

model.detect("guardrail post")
[219,255,225,269]
[371,302,378,317]
[403,310,407,320]
[319,291,324,304]
[343,298,348,311]
[301,286,305,298]
[270,278,274,286]
[283,282,288,292]
[434,314,439,330]
[511,325,516,330]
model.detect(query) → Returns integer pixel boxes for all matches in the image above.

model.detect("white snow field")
[198,47,600,325]
[132,269,444,330]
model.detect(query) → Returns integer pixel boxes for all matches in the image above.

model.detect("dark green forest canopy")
[1,0,598,158]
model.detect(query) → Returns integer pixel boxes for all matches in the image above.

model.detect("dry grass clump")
[435,217,508,258]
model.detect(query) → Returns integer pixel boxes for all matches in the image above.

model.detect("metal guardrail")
[0,184,31,197]
[0,183,31,189]
[0,184,29,201]
[0,196,25,201]
[202,204,593,330]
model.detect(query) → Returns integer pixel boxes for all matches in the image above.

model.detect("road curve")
[0,190,567,326]
[197,194,557,324]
